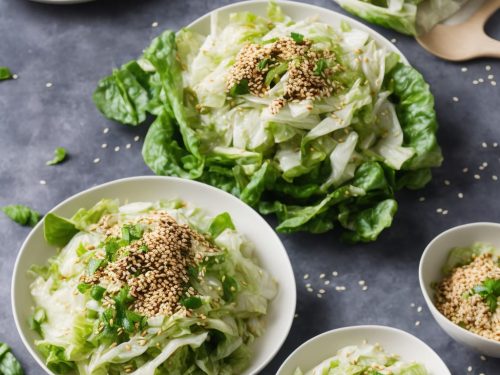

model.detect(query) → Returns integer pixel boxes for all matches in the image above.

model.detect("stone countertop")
[1,0,500,373]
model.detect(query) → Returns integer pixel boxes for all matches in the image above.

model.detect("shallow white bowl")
[277,325,450,374]
[11,176,296,374]
[419,222,500,358]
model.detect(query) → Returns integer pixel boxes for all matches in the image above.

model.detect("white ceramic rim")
[277,325,450,374]
[11,176,297,374]
[419,222,500,347]
[186,0,408,64]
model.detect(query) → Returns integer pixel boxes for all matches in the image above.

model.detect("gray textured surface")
[1,0,500,374]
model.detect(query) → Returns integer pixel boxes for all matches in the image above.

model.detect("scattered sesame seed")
[482,162,488,167]
[493,175,498,181]
[12,74,18,79]
[410,303,415,307]
[335,286,346,291]
[103,128,109,134]
[480,355,486,361]
[467,366,472,372]
[493,142,498,147]
[134,135,140,142]
[358,280,365,286]
[492,81,497,86]
[39,180,46,185]
[45,82,52,88]
[152,21,159,28]
[444,180,450,186]
[324,280,330,285]
[101,143,107,149]
[114,146,120,152]
[458,193,464,199]
[93,158,100,164]
[482,142,488,148]
[303,273,309,280]
[436,208,443,213]
[316,293,323,298]
[294,313,299,318]
[474,174,481,180]
[488,74,494,80]
[486,65,492,71]
[415,321,420,326]
[362,285,368,291]
[452,96,459,102]
[307,287,313,292]
[417,306,422,312]
[305,283,311,288]
[479,78,484,83]
[442,210,448,215]
[418,196,426,202]
[319,273,325,279]
[473,80,479,85]
[126,143,131,149]
[332,271,338,277]
[461,67,468,72]
[319,289,326,294]
[391,38,397,43]
[462,167,469,173]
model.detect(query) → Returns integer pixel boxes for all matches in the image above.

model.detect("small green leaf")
[313,58,328,75]
[472,278,500,312]
[139,245,149,253]
[0,67,12,81]
[229,79,249,97]
[1,205,41,227]
[258,58,270,70]
[90,286,106,301]
[46,147,67,166]
[181,296,203,309]
[87,258,104,275]
[264,62,288,87]
[290,32,304,44]
[222,276,238,302]
[77,283,91,294]
[121,224,143,244]
[105,239,120,261]
[76,243,88,257]
[208,212,235,238]
[44,213,79,247]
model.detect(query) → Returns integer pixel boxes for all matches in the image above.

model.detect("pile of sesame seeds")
[83,211,217,317]
[226,36,342,114]
[435,253,500,341]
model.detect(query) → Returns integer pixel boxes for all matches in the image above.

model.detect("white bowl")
[419,222,500,358]
[11,176,296,374]
[277,325,451,374]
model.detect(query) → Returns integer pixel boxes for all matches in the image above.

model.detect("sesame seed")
[488,74,494,80]
[362,285,368,291]
[492,81,497,86]
[486,65,492,71]
[474,174,481,180]
[305,283,311,288]
[39,180,46,185]
[307,287,313,292]
[482,142,488,148]
[479,78,484,83]
[134,136,140,142]
[436,208,443,213]
[103,128,109,134]
[319,273,325,279]
[114,146,120,152]
[493,142,498,147]
[101,143,107,149]
[467,366,472,372]
[93,158,100,164]
[442,210,448,215]
[444,180,450,186]
[45,82,52,88]
[417,306,422,312]
[415,321,420,326]
[458,193,464,199]
[473,80,479,85]
[480,355,486,361]
[452,96,459,102]
[418,196,426,202]
[335,286,346,291]
[461,67,468,72]
[303,273,309,280]
[294,313,299,318]
[358,280,365,286]
[410,303,415,307]
[319,289,325,294]
[324,280,330,285]
[152,21,158,28]
[332,271,338,277]
[126,143,131,149]
[463,167,469,173]
[12,74,18,79]
[316,293,323,298]
[493,175,498,181]
[391,38,397,43]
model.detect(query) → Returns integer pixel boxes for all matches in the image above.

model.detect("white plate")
[277,325,451,374]
[11,176,296,374]
[419,222,500,358]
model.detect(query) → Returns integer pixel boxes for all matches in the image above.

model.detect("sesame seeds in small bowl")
[419,223,500,358]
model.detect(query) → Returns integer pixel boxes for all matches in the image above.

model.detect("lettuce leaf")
[2,204,41,227]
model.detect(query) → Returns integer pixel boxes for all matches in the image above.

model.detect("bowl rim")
[277,324,451,374]
[418,221,500,347]
[11,175,297,374]
[186,0,408,64]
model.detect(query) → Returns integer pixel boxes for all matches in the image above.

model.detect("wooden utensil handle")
[467,0,500,25]
[468,0,500,58]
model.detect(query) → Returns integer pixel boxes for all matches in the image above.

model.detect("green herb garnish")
[121,224,144,244]
[290,32,304,44]
[181,296,203,309]
[229,79,250,96]
[222,276,238,302]
[90,285,106,301]
[472,278,500,312]
[87,258,104,275]
[46,147,67,166]
[0,67,12,81]
[258,58,270,71]
[1,205,41,227]
[314,58,328,75]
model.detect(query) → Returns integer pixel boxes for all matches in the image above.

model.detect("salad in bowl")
[93,1,442,243]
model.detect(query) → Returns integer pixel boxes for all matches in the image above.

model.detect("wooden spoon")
[417,0,500,61]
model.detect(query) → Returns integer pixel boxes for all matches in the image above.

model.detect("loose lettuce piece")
[2,204,41,227]
[46,147,67,166]
[36,343,75,374]
[70,199,118,230]
[0,343,24,375]
[0,67,12,81]
[442,242,497,275]
[209,212,236,238]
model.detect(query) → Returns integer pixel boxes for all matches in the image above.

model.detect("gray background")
[1,0,499,374]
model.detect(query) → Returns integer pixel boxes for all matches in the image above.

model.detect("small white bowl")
[11,176,296,374]
[277,325,450,374]
[419,222,500,358]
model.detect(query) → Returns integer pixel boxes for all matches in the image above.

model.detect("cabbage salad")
[334,0,469,35]
[93,2,442,243]
[293,342,428,374]
[29,199,277,374]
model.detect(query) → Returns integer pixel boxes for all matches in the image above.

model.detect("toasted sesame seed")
[103,128,109,134]
[126,143,131,149]
[294,313,299,318]
[391,38,397,43]
[324,280,330,285]
[152,21,159,28]
[467,366,472,372]
[319,289,325,294]
[332,271,338,277]
[493,175,498,181]
[488,74,494,80]
[473,80,479,85]
[492,81,497,86]
[479,78,484,83]
[12,74,18,79]
[444,180,450,186]
[39,180,46,185]
[319,273,325,279]
[442,210,448,215]
[410,303,415,307]
[474,174,481,180]
[45,82,52,88]
[418,197,426,202]
[134,136,140,142]
[362,285,368,291]
[452,96,459,102]
[482,142,488,148]
[93,158,100,164]
[458,193,464,199]
[417,306,422,313]
[358,280,365,286]
[461,67,468,72]
[463,167,469,173]
[307,287,313,292]
[316,293,323,298]
[415,321,420,326]
[493,142,498,148]
[114,146,120,152]
[486,65,492,71]
[436,208,443,213]
[480,355,486,361]
[101,143,107,149]
[303,273,309,280]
